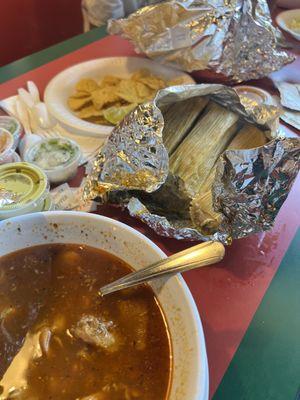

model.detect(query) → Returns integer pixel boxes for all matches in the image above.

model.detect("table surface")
[0,20,299,400]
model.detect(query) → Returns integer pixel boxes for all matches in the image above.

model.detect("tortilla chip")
[77,106,103,119]
[69,70,169,126]
[92,87,120,110]
[85,115,112,125]
[75,78,99,93]
[167,77,187,86]
[131,69,150,81]
[100,75,121,86]
[70,91,91,99]
[68,96,92,111]
[132,69,166,90]
[138,76,166,90]
[116,80,143,103]
[134,81,154,99]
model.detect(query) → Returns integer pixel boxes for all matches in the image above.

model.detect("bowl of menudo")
[0,211,208,400]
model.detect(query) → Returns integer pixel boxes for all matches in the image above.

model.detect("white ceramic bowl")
[44,57,195,138]
[0,211,208,400]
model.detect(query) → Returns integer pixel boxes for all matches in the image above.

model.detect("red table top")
[0,20,299,399]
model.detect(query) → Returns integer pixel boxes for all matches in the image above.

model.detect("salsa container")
[0,116,23,148]
[0,162,49,220]
[0,128,15,165]
[24,137,82,184]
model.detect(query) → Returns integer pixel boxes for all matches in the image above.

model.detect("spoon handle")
[100,241,225,296]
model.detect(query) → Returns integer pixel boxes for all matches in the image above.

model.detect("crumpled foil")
[108,0,294,82]
[0,188,20,207]
[84,84,300,243]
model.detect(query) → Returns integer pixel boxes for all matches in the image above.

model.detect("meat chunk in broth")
[72,315,118,352]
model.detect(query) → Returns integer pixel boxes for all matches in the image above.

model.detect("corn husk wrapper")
[84,84,300,243]
[108,0,294,82]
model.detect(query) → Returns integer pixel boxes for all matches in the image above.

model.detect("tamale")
[191,123,268,234]
[190,191,222,235]
[201,123,267,192]
[162,97,209,154]
[170,101,239,196]
[227,123,267,150]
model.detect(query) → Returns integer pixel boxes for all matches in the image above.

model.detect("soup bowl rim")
[0,211,208,400]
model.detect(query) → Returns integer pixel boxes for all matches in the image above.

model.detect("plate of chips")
[44,57,195,138]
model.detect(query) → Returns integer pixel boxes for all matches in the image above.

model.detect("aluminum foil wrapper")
[84,84,300,243]
[0,188,21,207]
[108,0,294,82]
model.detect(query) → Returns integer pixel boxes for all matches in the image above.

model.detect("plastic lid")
[0,119,21,150]
[234,86,275,106]
[25,137,81,171]
[43,195,54,211]
[0,162,49,211]
[0,116,21,136]
[0,128,14,155]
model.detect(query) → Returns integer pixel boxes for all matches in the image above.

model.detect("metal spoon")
[100,241,225,296]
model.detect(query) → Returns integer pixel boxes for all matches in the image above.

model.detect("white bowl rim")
[0,211,208,400]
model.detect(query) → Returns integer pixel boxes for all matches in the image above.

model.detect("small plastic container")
[10,152,21,163]
[42,195,55,211]
[234,86,275,106]
[0,128,15,164]
[19,133,42,160]
[25,137,82,184]
[0,162,49,220]
[0,116,23,148]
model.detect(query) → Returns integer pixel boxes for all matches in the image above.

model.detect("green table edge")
[213,228,300,400]
[0,26,108,84]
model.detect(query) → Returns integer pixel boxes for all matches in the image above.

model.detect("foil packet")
[108,0,294,82]
[0,188,20,207]
[84,84,300,243]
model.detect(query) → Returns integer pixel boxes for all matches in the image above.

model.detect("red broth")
[0,244,171,400]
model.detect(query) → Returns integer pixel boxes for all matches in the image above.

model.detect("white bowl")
[0,211,208,400]
[44,57,195,138]
[276,9,300,41]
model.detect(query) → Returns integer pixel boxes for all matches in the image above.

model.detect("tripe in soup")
[0,244,171,400]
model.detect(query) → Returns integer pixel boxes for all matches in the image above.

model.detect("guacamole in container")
[0,162,49,220]
[25,137,81,183]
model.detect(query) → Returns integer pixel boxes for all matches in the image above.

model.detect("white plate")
[276,9,300,41]
[0,212,208,400]
[44,57,195,138]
